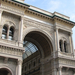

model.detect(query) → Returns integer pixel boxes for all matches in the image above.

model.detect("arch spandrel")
[23,27,54,47]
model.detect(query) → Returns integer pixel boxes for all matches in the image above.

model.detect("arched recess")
[23,27,53,58]
[0,68,12,75]
[2,24,8,39]
[22,27,53,75]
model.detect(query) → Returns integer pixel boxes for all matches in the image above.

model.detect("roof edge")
[29,8,75,25]
[9,0,30,7]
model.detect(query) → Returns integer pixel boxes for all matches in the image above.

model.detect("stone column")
[62,41,64,52]
[70,33,74,56]
[69,32,74,54]
[18,17,23,47]
[0,10,2,24]
[7,27,10,39]
[0,10,3,38]
[58,67,62,75]
[17,60,22,75]
[67,43,70,53]
[56,28,59,51]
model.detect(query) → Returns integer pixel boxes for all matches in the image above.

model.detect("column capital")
[54,27,59,31]
[18,60,22,65]
[58,66,62,70]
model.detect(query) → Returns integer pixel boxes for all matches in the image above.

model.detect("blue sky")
[24,0,75,49]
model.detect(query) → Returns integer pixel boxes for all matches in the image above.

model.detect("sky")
[24,0,75,49]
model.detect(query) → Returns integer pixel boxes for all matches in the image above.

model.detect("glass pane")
[9,36,13,40]
[2,26,7,33]
[23,41,39,59]
[2,34,7,39]
[9,30,12,34]
[26,50,31,56]
[9,27,13,35]
[23,53,27,59]
[30,46,36,53]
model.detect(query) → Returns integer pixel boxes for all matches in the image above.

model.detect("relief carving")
[0,45,23,56]
[23,18,54,34]
[59,58,75,66]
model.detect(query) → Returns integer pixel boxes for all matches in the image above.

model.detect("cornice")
[25,8,75,26]
[0,6,24,16]
[2,0,29,9]
[0,42,24,50]
[1,0,75,26]
[10,0,30,7]
[53,15,75,26]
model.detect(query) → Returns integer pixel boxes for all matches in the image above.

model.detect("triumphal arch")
[0,0,75,75]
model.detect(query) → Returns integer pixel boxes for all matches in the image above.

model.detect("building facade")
[0,0,75,75]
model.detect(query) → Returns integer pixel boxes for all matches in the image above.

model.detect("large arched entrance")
[0,68,12,75]
[22,31,53,75]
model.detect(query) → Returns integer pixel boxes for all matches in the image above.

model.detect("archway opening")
[22,31,53,75]
[0,68,12,75]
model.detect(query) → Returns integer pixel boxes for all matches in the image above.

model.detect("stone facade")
[0,0,75,75]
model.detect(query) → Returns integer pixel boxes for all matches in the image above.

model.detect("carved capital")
[4,57,8,63]
[58,66,62,71]
[18,60,22,65]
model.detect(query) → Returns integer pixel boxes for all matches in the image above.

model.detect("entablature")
[1,0,75,28]
[0,42,24,59]
[0,0,28,16]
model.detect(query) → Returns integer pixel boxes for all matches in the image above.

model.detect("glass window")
[23,41,38,59]
[2,26,7,39]
[9,27,14,40]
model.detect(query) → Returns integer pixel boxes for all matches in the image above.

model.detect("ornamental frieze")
[59,58,75,66]
[0,45,23,56]
[23,17,54,33]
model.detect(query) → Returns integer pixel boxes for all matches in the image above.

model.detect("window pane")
[9,36,13,40]
[23,41,38,59]
[2,26,7,39]
[2,34,7,39]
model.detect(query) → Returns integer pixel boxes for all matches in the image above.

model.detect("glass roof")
[23,41,38,59]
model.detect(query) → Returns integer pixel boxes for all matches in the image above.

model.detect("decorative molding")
[59,58,75,66]
[0,45,23,56]
[23,17,54,33]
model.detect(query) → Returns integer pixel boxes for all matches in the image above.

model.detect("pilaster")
[0,10,3,38]
[18,16,24,47]
[70,33,74,56]
[7,27,10,40]
[58,66,62,75]
[69,32,74,55]
[56,28,60,51]
[17,60,22,75]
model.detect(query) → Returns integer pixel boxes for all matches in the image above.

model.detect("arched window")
[2,25,8,39]
[9,27,14,40]
[64,41,67,52]
[59,40,63,52]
